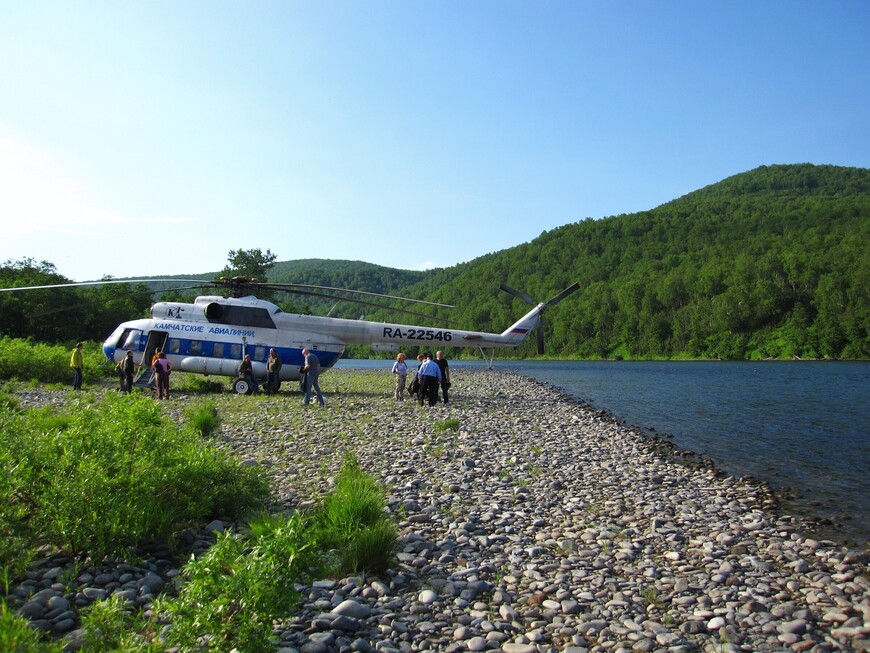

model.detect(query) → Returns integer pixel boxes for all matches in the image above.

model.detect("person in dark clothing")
[435,350,451,403]
[265,348,282,394]
[238,354,259,394]
[121,350,135,393]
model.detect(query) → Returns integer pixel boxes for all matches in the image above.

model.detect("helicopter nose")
[102,340,115,361]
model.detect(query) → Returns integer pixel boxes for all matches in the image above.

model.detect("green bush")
[0,337,109,386]
[76,594,161,653]
[158,512,319,653]
[0,392,270,567]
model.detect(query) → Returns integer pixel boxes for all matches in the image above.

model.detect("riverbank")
[7,369,870,652]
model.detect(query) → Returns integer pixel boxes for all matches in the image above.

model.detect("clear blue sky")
[1,1,867,282]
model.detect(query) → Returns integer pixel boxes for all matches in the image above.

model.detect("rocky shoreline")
[6,369,870,652]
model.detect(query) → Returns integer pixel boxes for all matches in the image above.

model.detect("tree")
[220,249,277,281]
[0,260,153,343]
[0,259,78,342]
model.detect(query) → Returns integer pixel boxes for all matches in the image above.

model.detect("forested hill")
[398,163,870,360]
[268,259,427,294]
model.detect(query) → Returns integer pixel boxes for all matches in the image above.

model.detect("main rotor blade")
[499,283,535,305]
[0,278,212,293]
[546,282,582,307]
[30,285,213,317]
[266,287,448,322]
[260,283,454,308]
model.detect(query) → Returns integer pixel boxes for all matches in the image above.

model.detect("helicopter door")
[134,331,169,387]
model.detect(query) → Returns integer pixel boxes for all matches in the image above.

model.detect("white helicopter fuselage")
[102,294,545,382]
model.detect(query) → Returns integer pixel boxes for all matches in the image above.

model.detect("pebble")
[6,371,870,653]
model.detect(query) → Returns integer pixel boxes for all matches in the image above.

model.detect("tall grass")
[0,601,63,653]
[0,337,109,386]
[316,453,397,575]
[185,400,221,437]
[157,512,319,653]
[0,392,270,568]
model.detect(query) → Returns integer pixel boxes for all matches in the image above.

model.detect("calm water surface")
[335,359,870,546]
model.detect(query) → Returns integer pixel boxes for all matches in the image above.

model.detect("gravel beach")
[7,369,870,652]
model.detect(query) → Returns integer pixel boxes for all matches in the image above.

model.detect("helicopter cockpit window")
[254,346,266,361]
[121,329,141,349]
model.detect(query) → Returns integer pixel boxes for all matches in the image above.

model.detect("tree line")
[374,163,870,360]
[1,164,867,359]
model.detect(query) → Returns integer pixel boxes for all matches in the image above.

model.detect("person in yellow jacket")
[70,342,84,391]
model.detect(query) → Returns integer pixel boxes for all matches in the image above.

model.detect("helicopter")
[1,276,580,394]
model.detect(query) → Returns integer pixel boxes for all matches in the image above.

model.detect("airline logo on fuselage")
[152,322,256,338]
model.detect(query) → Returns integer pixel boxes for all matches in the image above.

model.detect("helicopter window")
[122,329,141,349]
[207,305,276,329]
[229,344,242,359]
[213,343,225,358]
[168,339,180,354]
[190,340,203,355]
[254,346,266,361]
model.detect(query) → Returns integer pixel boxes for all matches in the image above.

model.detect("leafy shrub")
[0,337,109,385]
[76,594,160,653]
[158,512,319,653]
[0,393,18,411]
[0,392,269,567]
[435,418,460,432]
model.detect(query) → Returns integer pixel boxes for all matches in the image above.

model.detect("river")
[335,358,870,547]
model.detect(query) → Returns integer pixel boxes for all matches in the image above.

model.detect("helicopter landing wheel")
[232,378,253,395]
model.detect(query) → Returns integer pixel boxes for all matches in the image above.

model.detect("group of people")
[392,350,451,406]
[108,347,172,398]
[71,342,167,397]
[237,347,325,404]
[68,341,330,407]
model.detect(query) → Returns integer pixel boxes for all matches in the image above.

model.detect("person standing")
[120,350,135,393]
[115,357,127,391]
[391,352,408,400]
[435,350,451,403]
[153,351,172,399]
[70,342,84,391]
[416,352,442,407]
[265,348,282,394]
[301,348,325,405]
[409,353,425,397]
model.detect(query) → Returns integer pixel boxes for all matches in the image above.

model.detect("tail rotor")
[500,282,581,354]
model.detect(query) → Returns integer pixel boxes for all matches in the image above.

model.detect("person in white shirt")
[391,352,408,400]
[416,352,442,406]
